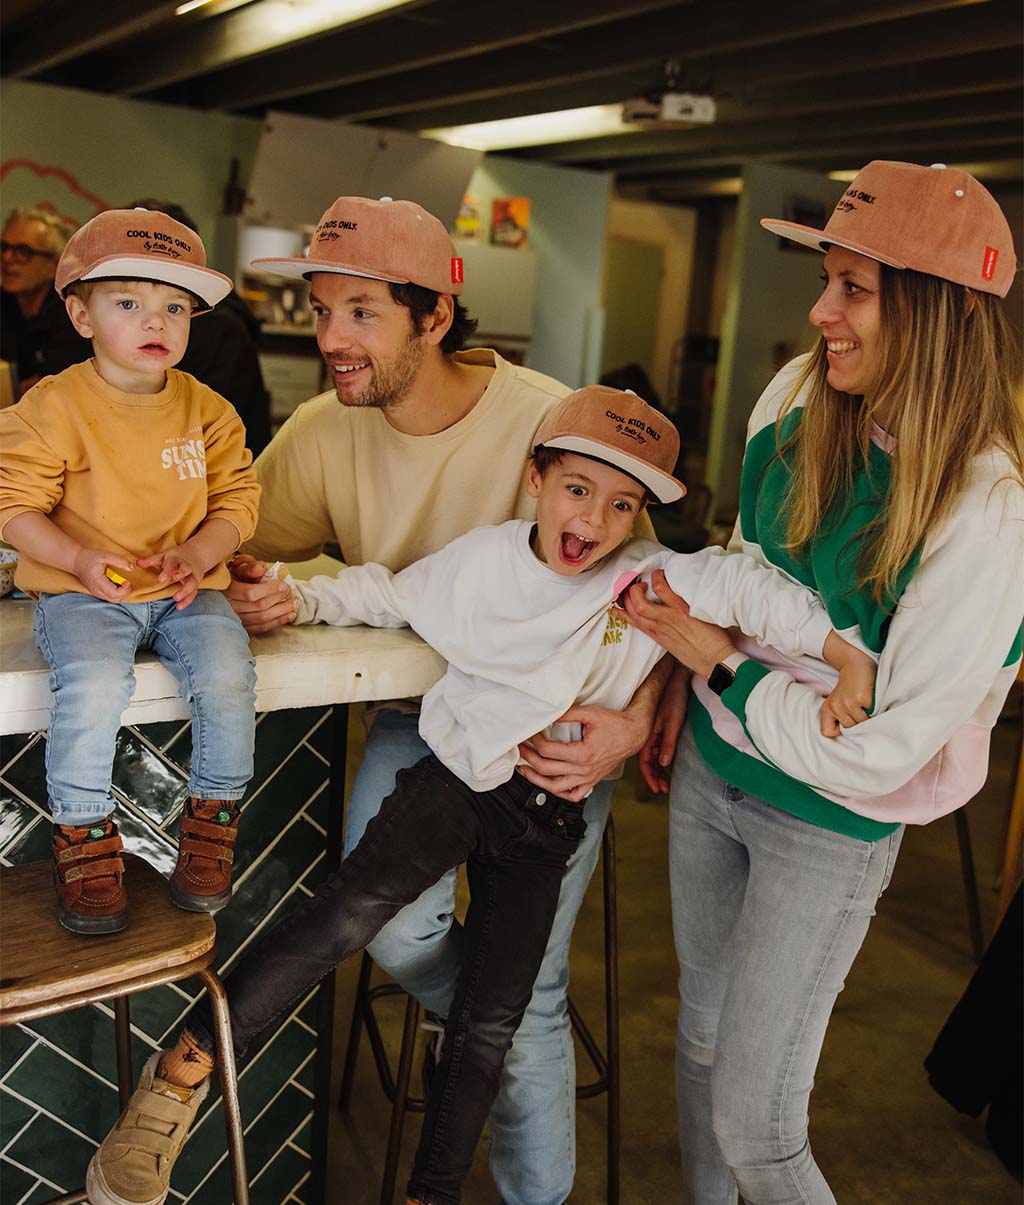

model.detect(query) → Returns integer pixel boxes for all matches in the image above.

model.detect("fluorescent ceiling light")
[177,0,409,29]
[259,0,410,38]
[420,106,641,152]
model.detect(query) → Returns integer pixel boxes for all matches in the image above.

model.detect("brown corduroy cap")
[55,209,233,311]
[761,161,1016,297]
[252,196,464,295]
[535,386,685,504]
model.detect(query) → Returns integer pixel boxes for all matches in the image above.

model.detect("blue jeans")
[345,709,615,1205]
[669,724,902,1205]
[33,591,256,823]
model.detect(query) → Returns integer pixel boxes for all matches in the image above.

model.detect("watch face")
[708,663,736,697]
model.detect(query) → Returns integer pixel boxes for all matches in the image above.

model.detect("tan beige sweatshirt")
[0,359,260,601]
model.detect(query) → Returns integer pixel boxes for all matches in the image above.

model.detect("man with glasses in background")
[1,206,89,397]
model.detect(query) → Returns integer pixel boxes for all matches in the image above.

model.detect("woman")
[624,160,1024,1204]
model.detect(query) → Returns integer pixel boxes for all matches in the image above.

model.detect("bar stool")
[0,853,249,1205]
[338,816,620,1205]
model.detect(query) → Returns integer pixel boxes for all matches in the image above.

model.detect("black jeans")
[187,753,586,1205]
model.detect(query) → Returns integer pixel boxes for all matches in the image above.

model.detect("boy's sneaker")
[169,798,239,913]
[86,1051,209,1205]
[52,818,128,935]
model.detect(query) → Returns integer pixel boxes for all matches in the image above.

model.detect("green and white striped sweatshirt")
[692,355,1024,841]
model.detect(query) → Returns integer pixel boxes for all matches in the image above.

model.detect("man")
[227,196,673,1204]
[1,206,90,395]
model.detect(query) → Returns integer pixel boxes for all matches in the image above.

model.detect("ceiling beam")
[526,87,1022,166]
[628,154,1024,200]
[610,121,1022,179]
[4,0,178,76]
[146,0,688,109]
[56,0,433,95]
[282,0,1015,122]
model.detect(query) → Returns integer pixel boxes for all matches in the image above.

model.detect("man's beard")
[333,331,425,410]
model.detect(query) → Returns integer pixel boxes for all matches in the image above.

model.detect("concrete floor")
[326,699,1022,1204]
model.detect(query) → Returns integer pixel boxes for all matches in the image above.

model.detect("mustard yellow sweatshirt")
[0,360,260,601]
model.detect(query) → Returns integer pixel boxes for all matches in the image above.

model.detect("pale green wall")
[1,79,612,386]
[1,79,260,272]
[467,157,612,389]
[707,164,844,514]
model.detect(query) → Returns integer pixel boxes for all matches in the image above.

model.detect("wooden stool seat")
[1,854,214,1021]
[0,853,250,1204]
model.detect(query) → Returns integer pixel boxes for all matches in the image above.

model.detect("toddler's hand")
[72,548,134,602]
[137,546,206,610]
[820,649,876,737]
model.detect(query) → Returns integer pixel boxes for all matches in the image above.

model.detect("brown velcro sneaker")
[52,818,128,935]
[169,798,240,913]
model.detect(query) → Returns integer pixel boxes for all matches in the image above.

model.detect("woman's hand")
[638,662,691,794]
[621,569,737,679]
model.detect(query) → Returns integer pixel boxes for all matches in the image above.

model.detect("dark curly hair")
[388,282,478,354]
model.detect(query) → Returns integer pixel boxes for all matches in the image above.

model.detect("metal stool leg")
[199,967,250,1205]
[566,816,620,1204]
[954,809,985,963]
[113,996,133,1109]
[602,819,620,1205]
[339,950,375,1111]
[380,992,420,1205]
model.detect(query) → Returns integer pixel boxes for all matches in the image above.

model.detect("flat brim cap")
[252,195,465,295]
[55,209,232,310]
[535,385,685,504]
[761,160,1016,297]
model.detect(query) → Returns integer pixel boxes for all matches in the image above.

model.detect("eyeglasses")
[0,241,56,264]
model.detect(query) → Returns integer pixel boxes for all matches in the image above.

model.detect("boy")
[0,208,261,933]
[87,386,873,1205]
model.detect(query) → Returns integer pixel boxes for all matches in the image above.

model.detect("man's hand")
[638,662,691,794]
[225,553,298,634]
[137,545,206,610]
[71,547,133,603]
[517,702,651,803]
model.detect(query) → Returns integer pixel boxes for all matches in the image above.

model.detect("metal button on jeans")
[535,792,547,805]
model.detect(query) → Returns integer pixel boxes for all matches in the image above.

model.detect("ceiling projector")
[621,92,717,125]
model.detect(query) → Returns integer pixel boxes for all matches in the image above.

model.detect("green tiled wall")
[0,707,337,1204]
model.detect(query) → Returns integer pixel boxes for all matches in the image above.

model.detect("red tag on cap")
[982,246,998,280]
[451,257,463,285]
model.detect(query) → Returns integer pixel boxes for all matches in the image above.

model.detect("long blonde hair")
[777,266,1024,602]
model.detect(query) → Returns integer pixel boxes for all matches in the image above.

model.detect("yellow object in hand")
[105,567,127,585]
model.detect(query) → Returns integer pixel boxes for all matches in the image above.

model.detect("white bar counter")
[0,598,447,735]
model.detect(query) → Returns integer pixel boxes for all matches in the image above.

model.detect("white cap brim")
[759,219,907,269]
[542,435,685,503]
[78,256,233,309]
[250,256,408,286]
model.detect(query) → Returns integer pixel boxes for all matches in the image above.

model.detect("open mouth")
[825,339,860,356]
[140,342,168,355]
[559,532,598,567]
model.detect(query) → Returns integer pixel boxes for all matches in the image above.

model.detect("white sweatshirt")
[691,355,1024,838]
[288,520,832,792]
